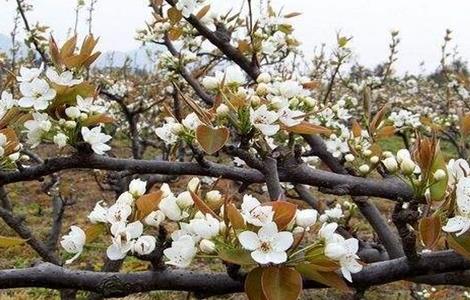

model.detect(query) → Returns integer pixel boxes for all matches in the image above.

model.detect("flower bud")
[65,120,76,129]
[205,190,222,204]
[382,157,398,172]
[362,149,372,157]
[65,106,80,119]
[396,149,411,164]
[176,191,194,208]
[129,179,147,197]
[295,209,318,228]
[345,154,355,162]
[216,104,230,116]
[199,239,216,254]
[8,152,20,161]
[53,133,68,148]
[289,98,300,106]
[400,158,416,175]
[359,164,370,174]
[292,226,305,235]
[160,183,172,198]
[257,73,271,83]
[256,83,269,95]
[433,169,446,181]
[187,177,200,192]
[304,97,317,107]
[202,77,219,90]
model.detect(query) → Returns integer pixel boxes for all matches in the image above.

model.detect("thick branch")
[0,153,413,201]
[0,251,468,297]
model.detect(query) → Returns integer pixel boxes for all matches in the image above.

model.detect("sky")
[0,0,469,74]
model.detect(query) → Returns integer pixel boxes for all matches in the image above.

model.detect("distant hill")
[0,33,11,52]
[94,45,161,71]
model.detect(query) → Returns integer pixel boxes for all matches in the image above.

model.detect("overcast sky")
[0,0,469,74]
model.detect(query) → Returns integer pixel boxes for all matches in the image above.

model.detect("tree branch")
[0,251,468,297]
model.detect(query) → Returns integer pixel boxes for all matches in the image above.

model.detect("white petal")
[258,222,278,241]
[256,124,279,136]
[106,244,127,260]
[272,232,294,252]
[251,250,270,264]
[324,242,347,260]
[341,266,353,282]
[268,251,287,264]
[442,216,470,236]
[238,231,260,250]
[127,221,144,239]
[344,238,359,255]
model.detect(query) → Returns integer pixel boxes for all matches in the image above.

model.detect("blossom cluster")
[61,176,363,283]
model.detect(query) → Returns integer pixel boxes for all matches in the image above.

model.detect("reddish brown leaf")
[196,125,229,155]
[268,201,297,230]
[226,203,245,229]
[419,214,441,249]
[190,191,221,220]
[261,267,302,300]
[245,267,267,300]
[134,191,163,220]
[285,121,331,135]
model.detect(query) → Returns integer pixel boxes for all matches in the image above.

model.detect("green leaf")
[218,247,255,265]
[0,235,27,248]
[261,266,302,300]
[296,264,351,292]
[447,233,470,259]
[305,255,340,272]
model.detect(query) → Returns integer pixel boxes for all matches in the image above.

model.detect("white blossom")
[175,0,198,18]
[88,201,108,223]
[238,222,293,264]
[132,235,156,256]
[144,210,166,227]
[19,78,56,110]
[241,194,274,226]
[17,64,43,82]
[295,209,318,229]
[129,178,147,197]
[81,126,112,155]
[159,194,189,221]
[106,221,143,260]
[188,213,220,239]
[250,105,279,136]
[60,226,86,264]
[46,69,82,86]
[163,235,197,267]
